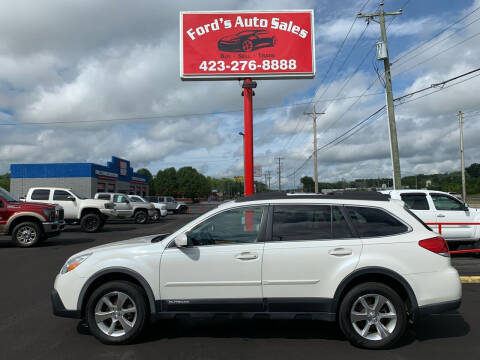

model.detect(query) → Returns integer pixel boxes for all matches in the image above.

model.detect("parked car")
[154,196,188,214]
[0,187,64,247]
[382,189,480,249]
[128,195,167,221]
[24,187,117,233]
[52,192,461,349]
[94,193,155,224]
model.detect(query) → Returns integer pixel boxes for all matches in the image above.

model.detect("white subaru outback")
[51,192,461,349]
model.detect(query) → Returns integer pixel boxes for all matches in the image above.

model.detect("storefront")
[10,156,149,198]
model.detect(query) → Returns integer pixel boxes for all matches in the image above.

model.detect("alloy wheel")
[16,225,37,245]
[94,291,137,337]
[350,293,397,341]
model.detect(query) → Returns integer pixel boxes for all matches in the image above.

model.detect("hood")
[81,234,169,253]
[7,201,55,210]
[220,34,241,41]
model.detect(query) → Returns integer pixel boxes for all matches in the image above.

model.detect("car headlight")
[42,208,55,221]
[60,253,91,274]
[161,205,166,210]
[149,204,155,209]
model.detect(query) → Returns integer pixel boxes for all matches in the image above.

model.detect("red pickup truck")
[0,187,65,247]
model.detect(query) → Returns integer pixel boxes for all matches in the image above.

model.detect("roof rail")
[235,191,390,202]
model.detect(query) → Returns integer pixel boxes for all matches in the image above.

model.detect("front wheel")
[86,281,147,344]
[134,210,149,224]
[152,210,160,222]
[339,282,407,349]
[80,213,102,233]
[12,222,41,247]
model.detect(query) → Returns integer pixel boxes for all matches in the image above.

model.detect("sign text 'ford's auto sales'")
[180,10,315,80]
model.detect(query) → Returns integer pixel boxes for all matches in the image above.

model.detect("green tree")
[466,163,480,178]
[177,166,209,200]
[136,168,154,195]
[301,176,315,192]
[155,167,177,195]
[0,173,10,191]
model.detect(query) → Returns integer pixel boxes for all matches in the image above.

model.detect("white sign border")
[179,9,315,81]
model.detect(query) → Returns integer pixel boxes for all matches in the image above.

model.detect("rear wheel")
[12,222,41,247]
[80,213,102,233]
[152,210,160,221]
[86,281,147,344]
[339,282,407,349]
[241,39,253,52]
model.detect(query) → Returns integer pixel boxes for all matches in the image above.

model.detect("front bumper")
[42,220,65,234]
[160,209,168,217]
[51,289,81,318]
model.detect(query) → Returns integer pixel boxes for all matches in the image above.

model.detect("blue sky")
[0,0,479,189]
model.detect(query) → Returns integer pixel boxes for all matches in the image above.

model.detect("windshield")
[69,190,87,200]
[0,188,19,202]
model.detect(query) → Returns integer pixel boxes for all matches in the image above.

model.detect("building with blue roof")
[10,156,149,198]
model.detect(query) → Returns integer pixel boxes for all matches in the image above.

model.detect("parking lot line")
[460,276,480,283]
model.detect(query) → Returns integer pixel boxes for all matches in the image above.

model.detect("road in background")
[0,204,479,359]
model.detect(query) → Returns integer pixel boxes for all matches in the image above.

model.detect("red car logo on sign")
[217,30,277,52]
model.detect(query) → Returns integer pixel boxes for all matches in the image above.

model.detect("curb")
[460,276,480,283]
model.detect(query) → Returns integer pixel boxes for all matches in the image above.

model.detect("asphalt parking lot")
[1,206,480,359]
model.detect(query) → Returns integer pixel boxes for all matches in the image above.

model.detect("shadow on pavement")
[76,313,470,347]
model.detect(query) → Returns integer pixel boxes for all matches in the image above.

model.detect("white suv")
[51,192,461,349]
[383,190,480,249]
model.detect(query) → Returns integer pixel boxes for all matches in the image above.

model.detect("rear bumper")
[418,299,461,317]
[51,289,81,319]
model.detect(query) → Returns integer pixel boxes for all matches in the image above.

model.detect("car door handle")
[437,214,446,218]
[328,248,353,257]
[235,252,258,260]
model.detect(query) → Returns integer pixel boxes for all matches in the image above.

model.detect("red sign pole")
[242,78,256,196]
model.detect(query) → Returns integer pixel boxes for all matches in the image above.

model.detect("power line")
[392,4,480,65]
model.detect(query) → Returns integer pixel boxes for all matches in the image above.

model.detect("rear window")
[31,189,50,200]
[96,194,110,200]
[345,206,408,237]
[272,205,352,241]
[401,193,429,210]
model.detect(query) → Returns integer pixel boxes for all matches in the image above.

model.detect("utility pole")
[276,157,283,191]
[458,110,466,201]
[358,2,403,190]
[304,106,325,193]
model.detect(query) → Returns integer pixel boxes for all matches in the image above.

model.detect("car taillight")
[419,236,450,257]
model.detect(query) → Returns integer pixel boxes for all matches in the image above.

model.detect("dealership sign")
[180,10,315,80]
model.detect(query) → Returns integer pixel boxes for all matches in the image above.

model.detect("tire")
[152,210,160,222]
[178,206,187,214]
[80,213,102,233]
[85,280,147,345]
[12,222,41,248]
[338,282,407,349]
[241,39,253,52]
[134,210,149,224]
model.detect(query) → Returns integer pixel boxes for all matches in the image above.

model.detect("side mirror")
[463,203,469,211]
[174,233,188,247]
[67,195,76,201]
[19,196,25,201]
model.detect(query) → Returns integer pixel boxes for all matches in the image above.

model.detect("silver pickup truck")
[94,193,155,224]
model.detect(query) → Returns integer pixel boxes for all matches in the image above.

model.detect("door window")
[431,194,464,211]
[96,194,110,200]
[53,190,72,201]
[113,194,129,203]
[345,206,408,237]
[400,193,430,210]
[187,207,264,246]
[31,189,50,200]
[272,205,352,241]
